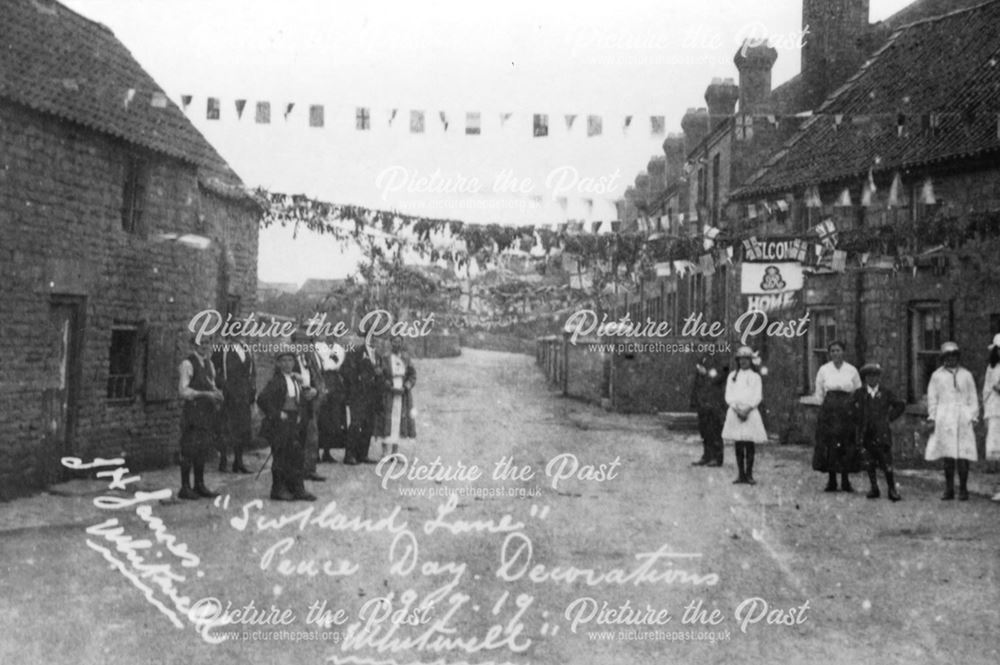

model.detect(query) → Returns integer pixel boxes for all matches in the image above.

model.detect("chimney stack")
[662,133,686,184]
[734,40,778,113]
[801,0,870,110]
[680,108,710,154]
[704,78,739,128]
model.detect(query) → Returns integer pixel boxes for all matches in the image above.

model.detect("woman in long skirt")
[722,346,768,485]
[811,341,862,492]
[982,335,1000,502]
[376,336,417,458]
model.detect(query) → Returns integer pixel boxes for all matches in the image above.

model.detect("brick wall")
[0,101,259,498]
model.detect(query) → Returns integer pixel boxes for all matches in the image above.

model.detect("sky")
[61,0,912,285]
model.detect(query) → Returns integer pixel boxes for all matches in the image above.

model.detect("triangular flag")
[206,96,220,120]
[861,168,877,206]
[835,188,852,207]
[500,112,513,127]
[124,88,136,109]
[150,91,168,109]
[234,99,247,119]
[921,177,936,205]
[888,172,906,207]
[623,115,633,131]
[587,115,602,137]
[776,200,789,212]
[181,94,192,111]
[439,111,449,131]
[389,109,398,126]
[283,103,295,121]
[651,116,665,135]
[805,185,822,208]
[565,114,577,130]
[748,203,758,219]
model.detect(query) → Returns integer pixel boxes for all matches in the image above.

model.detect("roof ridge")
[888,0,1000,32]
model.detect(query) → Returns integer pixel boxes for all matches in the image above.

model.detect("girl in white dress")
[925,342,979,501]
[722,346,768,485]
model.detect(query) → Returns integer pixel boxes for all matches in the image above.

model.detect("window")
[908,302,945,404]
[804,308,837,393]
[107,325,139,401]
[697,167,706,208]
[121,154,147,234]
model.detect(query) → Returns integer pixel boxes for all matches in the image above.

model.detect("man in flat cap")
[853,363,905,501]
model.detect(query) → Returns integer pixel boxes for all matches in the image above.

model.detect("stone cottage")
[0,0,262,497]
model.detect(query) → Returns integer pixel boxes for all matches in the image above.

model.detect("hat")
[859,363,883,378]
[275,341,296,361]
[735,345,755,359]
[940,341,960,355]
[989,334,1000,350]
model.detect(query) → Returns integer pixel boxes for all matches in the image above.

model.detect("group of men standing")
[175,327,417,502]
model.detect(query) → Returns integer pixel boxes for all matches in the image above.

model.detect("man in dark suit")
[854,363,906,501]
[212,333,256,473]
[256,347,316,502]
[341,331,382,465]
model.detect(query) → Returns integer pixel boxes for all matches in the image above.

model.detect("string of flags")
[174,94,671,137]
[743,171,938,221]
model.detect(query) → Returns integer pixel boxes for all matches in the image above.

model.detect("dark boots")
[840,473,854,493]
[733,443,747,484]
[232,448,252,474]
[193,462,219,498]
[885,470,901,502]
[178,461,198,500]
[957,459,970,501]
[866,468,880,499]
[824,472,838,492]
[270,470,294,501]
[733,442,755,484]
[867,467,901,502]
[942,458,956,500]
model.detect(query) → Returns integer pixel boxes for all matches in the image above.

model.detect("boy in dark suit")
[853,363,906,501]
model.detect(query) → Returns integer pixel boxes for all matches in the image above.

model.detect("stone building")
[0,0,262,497]
[567,0,991,419]
[730,0,1000,455]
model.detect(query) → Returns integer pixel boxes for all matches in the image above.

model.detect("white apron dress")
[925,365,979,462]
[722,369,768,443]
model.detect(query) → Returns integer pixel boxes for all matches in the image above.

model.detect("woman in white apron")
[925,341,979,501]
[377,336,417,458]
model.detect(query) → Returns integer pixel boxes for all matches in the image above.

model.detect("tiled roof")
[734,0,1000,199]
[0,0,241,186]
